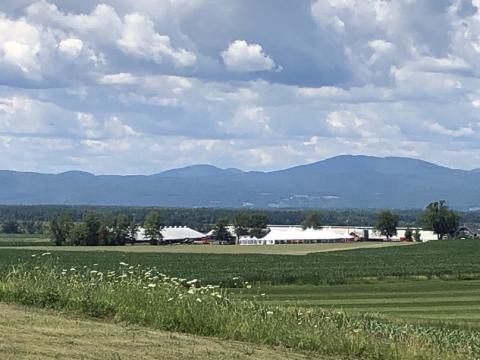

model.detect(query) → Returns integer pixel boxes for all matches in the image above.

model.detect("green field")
[0,234,50,247]
[1,240,479,359]
[1,239,478,286]
[239,280,480,325]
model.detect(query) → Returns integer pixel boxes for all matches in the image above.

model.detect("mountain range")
[1,155,479,209]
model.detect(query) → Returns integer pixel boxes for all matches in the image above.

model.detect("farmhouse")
[136,226,206,244]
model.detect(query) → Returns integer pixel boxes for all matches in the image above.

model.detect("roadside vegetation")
[0,303,311,360]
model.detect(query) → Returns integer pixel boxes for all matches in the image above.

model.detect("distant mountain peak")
[0,155,478,209]
[155,164,243,178]
[57,171,95,177]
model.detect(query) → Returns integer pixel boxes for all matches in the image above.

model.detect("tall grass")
[0,256,478,360]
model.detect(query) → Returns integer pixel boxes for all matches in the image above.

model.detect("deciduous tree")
[375,211,399,240]
[422,201,459,239]
[144,211,164,245]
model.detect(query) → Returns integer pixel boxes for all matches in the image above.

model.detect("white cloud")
[222,40,276,72]
[58,38,83,57]
[427,122,475,138]
[0,15,42,78]
[1,0,480,173]
[118,12,196,67]
[98,73,138,85]
[228,106,272,135]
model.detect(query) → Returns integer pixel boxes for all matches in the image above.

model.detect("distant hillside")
[1,155,479,209]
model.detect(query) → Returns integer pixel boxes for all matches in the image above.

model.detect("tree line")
[50,211,168,246]
[375,201,460,240]
[11,200,465,245]
[0,205,432,230]
[0,220,45,234]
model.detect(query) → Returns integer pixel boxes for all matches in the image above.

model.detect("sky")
[1,0,480,174]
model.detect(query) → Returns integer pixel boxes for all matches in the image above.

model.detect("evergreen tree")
[212,218,234,244]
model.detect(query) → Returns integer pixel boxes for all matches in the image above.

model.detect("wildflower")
[41,252,51,256]
[148,283,156,288]
[246,285,252,289]
[31,255,36,257]
[119,262,128,266]
[196,298,202,303]
[266,311,274,316]
[90,270,98,274]
[70,268,76,271]
[261,293,266,296]
[232,277,239,280]
[167,297,174,302]
[93,264,98,266]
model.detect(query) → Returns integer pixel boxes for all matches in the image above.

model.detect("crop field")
[0,240,479,359]
[4,241,410,255]
[0,234,49,247]
[0,239,478,286]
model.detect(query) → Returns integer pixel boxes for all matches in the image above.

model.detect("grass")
[238,280,480,325]
[1,241,410,255]
[0,241,480,358]
[0,303,314,360]
[0,239,479,286]
[0,234,50,247]
[0,260,478,360]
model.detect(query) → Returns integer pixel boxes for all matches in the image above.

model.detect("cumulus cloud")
[118,12,197,67]
[58,38,83,57]
[0,14,43,79]
[98,73,138,85]
[0,0,480,173]
[222,40,277,72]
[426,122,475,138]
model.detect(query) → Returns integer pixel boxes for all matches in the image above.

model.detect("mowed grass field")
[240,280,480,325]
[0,304,313,360]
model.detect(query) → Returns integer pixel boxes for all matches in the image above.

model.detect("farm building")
[136,226,207,244]
[239,227,354,245]
[238,225,439,245]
